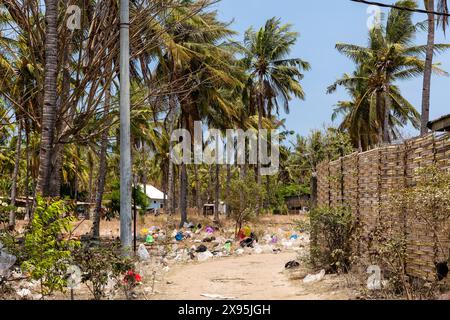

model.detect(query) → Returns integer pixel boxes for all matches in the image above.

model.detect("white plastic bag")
[197,251,213,262]
[253,245,263,254]
[303,269,326,283]
[137,244,150,261]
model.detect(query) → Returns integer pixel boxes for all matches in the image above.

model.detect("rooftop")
[427,114,450,132]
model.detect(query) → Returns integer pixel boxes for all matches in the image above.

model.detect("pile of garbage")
[136,222,308,264]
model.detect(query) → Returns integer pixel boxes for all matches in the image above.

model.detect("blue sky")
[214,0,450,139]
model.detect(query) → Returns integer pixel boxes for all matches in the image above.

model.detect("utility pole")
[120,0,132,255]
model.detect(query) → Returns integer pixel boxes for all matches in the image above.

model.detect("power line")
[351,0,450,17]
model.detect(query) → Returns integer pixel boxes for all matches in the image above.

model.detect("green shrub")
[21,196,80,298]
[72,242,134,300]
[225,172,266,237]
[106,180,149,219]
[309,206,354,273]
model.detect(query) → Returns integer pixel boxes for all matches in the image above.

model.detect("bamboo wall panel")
[315,133,450,281]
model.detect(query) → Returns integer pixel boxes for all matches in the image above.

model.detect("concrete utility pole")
[119,0,132,255]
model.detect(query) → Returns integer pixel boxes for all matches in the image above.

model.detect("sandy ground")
[152,252,357,300]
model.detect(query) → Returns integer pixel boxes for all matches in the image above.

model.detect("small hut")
[427,114,450,132]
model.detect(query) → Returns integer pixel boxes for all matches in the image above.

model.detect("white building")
[140,184,166,210]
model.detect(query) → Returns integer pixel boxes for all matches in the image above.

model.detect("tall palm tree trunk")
[383,83,392,143]
[179,114,188,227]
[213,163,220,223]
[92,86,110,238]
[256,88,263,215]
[25,119,31,219]
[167,103,176,216]
[194,164,201,214]
[225,164,231,199]
[37,0,58,197]
[376,90,384,145]
[8,120,22,230]
[421,0,435,136]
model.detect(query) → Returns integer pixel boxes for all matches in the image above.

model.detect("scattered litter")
[253,245,263,254]
[240,237,254,248]
[145,235,154,244]
[284,260,300,269]
[303,269,326,283]
[290,234,299,240]
[200,293,236,300]
[0,244,17,276]
[243,226,251,237]
[197,251,213,262]
[235,248,244,255]
[205,226,215,234]
[183,222,195,229]
[261,244,274,254]
[175,231,184,242]
[223,241,232,253]
[16,288,31,298]
[196,245,208,253]
[137,244,150,261]
[202,236,215,243]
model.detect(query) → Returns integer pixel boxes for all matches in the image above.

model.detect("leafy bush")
[21,196,80,298]
[72,242,134,300]
[225,172,266,238]
[106,180,149,219]
[310,206,354,273]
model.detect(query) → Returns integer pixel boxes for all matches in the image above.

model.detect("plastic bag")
[0,244,17,276]
[253,245,263,254]
[137,244,150,261]
[303,269,326,283]
[197,251,213,262]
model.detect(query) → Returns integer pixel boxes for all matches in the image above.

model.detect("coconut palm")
[421,0,449,135]
[329,0,449,146]
[241,17,310,191]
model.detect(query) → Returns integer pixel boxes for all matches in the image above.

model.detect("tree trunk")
[92,84,111,238]
[213,163,220,223]
[25,119,31,219]
[179,113,189,227]
[194,164,202,214]
[226,164,231,199]
[167,105,176,215]
[383,83,391,143]
[36,0,58,197]
[179,162,188,227]
[256,89,264,215]
[421,0,435,136]
[8,120,22,230]
[376,90,383,145]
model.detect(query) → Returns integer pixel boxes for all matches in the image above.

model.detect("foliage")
[225,172,266,237]
[0,202,15,229]
[72,242,134,300]
[309,206,355,273]
[284,128,354,187]
[105,180,149,219]
[20,197,80,297]
[328,0,449,149]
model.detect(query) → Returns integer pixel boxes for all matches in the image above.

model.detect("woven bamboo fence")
[316,133,450,281]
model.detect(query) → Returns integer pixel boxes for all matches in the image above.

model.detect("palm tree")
[421,0,449,135]
[36,0,58,197]
[241,17,310,194]
[329,0,449,146]
[154,9,244,226]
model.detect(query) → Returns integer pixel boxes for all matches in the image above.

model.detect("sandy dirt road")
[153,252,355,300]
